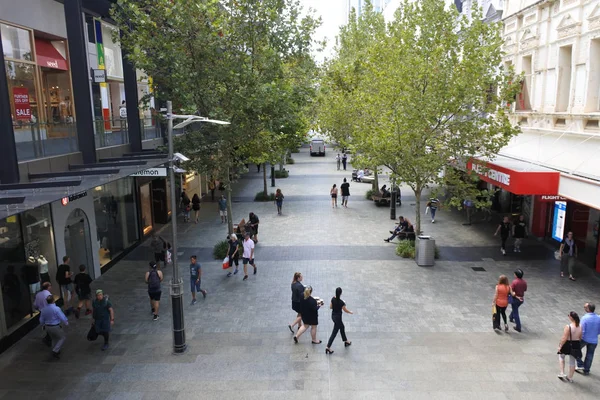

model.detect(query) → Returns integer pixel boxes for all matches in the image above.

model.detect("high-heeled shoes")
[326,348,334,354]
[344,341,352,347]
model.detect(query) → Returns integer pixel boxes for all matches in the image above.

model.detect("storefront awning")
[467,155,560,195]
[35,39,68,70]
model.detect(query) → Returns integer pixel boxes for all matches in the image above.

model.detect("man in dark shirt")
[494,216,511,256]
[73,264,93,318]
[560,231,578,280]
[509,269,527,332]
[340,178,350,208]
[512,214,528,253]
[384,216,409,242]
[56,256,74,314]
[249,212,260,243]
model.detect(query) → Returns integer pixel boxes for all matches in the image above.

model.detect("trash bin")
[416,235,435,266]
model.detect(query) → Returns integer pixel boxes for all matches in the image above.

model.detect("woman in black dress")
[288,272,304,333]
[326,287,353,354]
[294,286,322,344]
[191,194,201,223]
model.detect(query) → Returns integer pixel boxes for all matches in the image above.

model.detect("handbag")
[87,325,98,341]
[568,327,582,358]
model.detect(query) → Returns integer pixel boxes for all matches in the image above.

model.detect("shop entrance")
[64,209,93,274]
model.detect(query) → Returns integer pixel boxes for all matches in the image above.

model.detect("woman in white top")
[557,311,582,382]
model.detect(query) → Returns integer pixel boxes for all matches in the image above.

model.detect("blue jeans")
[430,208,437,220]
[577,341,597,373]
[509,298,523,330]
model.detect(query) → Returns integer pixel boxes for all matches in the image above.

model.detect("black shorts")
[154,252,165,262]
[292,301,301,313]
[229,255,239,266]
[148,291,162,301]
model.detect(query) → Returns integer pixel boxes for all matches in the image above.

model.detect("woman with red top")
[493,275,514,332]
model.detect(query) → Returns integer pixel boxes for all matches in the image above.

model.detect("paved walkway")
[1,147,600,399]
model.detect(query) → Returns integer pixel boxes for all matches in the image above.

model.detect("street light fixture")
[164,101,230,354]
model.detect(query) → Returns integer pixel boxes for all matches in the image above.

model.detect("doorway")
[64,208,93,276]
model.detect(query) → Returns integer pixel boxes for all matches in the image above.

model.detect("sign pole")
[167,100,186,353]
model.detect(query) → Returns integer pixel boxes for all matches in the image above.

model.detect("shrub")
[365,189,376,200]
[274,169,289,178]
[255,191,276,201]
[213,240,229,260]
[395,240,440,259]
[291,148,300,153]
[286,157,295,164]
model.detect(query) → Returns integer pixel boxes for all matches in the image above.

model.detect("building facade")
[0,0,207,352]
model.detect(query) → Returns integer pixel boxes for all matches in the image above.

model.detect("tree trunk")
[226,167,234,235]
[262,164,268,195]
[414,189,422,236]
[279,152,285,172]
[372,167,379,192]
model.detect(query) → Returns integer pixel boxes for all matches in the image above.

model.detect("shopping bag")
[222,256,230,270]
[425,207,430,215]
[87,325,98,341]
[492,305,500,330]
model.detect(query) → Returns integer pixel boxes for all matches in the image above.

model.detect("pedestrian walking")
[39,295,68,359]
[512,214,528,252]
[492,275,513,332]
[294,286,322,344]
[92,289,114,351]
[189,255,207,304]
[560,231,578,280]
[180,189,191,222]
[226,234,240,277]
[191,193,201,223]
[576,303,600,375]
[34,282,53,347]
[256,163,261,173]
[426,197,440,223]
[508,269,527,332]
[289,272,304,333]
[330,184,338,208]
[56,255,75,315]
[275,189,284,215]
[73,264,93,319]
[325,287,353,355]
[336,154,341,170]
[145,261,163,321]
[209,178,216,201]
[150,234,166,269]
[248,212,260,242]
[494,216,511,256]
[341,153,348,170]
[463,198,474,225]
[340,178,350,208]
[218,195,228,223]
[558,312,583,382]
[242,232,257,281]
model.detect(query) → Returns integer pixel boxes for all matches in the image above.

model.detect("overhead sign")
[538,195,568,202]
[61,191,88,206]
[131,168,167,177]
[13,88,31,120]
[92,69,106,83]
[552,201,567,242]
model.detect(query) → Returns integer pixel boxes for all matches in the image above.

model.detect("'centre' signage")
[131,168,167,177]
[471,163,511,186]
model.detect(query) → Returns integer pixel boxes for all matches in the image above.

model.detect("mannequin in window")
[38,255,50,284]
[24,256,40,316]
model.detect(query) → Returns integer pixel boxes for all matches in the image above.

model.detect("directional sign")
[131,168,167,177]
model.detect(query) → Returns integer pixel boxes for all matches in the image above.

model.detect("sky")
[300,0,348,62]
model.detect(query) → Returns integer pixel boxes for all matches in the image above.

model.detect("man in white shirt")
[242,232,257,281]
[34,282,53,347]
[357,169,364,182]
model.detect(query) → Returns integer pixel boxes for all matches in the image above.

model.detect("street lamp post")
[164,102,230,354]
[167,101,186,353]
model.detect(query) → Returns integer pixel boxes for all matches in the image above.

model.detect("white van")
[310,139,325,156]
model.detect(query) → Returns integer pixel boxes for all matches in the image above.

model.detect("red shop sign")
[13,87,31,121]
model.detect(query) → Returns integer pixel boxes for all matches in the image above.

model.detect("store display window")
[93,178,139,268]
[140,183,153,235]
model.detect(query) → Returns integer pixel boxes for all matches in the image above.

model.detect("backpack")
[148,270,161,292]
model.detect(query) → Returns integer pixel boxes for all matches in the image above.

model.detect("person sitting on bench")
[380,185,391,198]
[357,169,365,182]
[384,216,409,242]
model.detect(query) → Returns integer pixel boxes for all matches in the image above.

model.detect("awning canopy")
[467,155,560,195]
[35,39,68,70]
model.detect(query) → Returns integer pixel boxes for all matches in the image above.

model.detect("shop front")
[135,175,172,236]
[1,20,77,161]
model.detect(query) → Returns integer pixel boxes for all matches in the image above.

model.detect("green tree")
[319,0,521,234]
[114,0,319,233]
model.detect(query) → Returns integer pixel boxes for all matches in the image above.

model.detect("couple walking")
[289,273,353,354]
[493,269,527,332]
[330,178,350,208]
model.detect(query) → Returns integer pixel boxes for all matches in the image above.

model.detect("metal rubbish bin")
[416,235,435,266]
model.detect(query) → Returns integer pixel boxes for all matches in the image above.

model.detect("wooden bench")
[371,194,391,207]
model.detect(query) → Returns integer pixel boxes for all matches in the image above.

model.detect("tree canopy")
[318,0,521,233]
